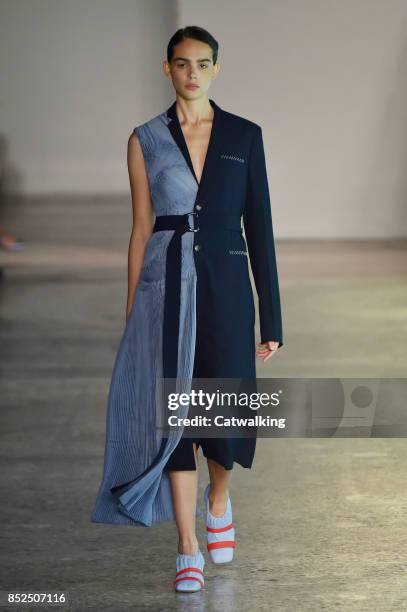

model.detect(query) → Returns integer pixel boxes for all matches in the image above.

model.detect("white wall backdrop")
[1,0,407,238]
[178,0,407,238]
[0,0,177,194]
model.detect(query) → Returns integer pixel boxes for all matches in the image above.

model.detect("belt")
[153,212,242,233]
[152,212,242,378]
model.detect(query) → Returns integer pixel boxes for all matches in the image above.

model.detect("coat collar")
[165,98,223,192]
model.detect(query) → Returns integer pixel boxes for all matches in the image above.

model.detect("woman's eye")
[175,63,209,70]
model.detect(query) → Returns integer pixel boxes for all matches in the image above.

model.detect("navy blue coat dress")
[90,98,283,527]
[163,98,283,471]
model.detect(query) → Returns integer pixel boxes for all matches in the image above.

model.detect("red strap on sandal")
[207,522,234,533]
[207,540,236,550]
[175,566,204,577]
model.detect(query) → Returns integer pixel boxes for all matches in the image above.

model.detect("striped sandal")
[204,483,235,564]
[173,550,205,592]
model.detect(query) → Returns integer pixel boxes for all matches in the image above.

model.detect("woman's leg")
[207,458,232,516]
[168,442,200,555]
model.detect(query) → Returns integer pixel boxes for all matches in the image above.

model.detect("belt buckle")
[187,211,199,232]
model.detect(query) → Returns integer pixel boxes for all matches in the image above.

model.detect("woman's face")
[164,37,219,100]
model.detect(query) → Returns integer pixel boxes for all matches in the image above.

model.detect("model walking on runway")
[91,25,283,593]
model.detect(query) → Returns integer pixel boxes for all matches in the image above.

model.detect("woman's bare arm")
[125,131,154,321]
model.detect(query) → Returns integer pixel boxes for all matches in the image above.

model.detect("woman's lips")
[186,84,199,89]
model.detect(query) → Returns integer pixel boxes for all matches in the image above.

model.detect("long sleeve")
[243,125,283,347]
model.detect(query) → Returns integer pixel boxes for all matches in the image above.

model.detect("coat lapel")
[165,98,223,197]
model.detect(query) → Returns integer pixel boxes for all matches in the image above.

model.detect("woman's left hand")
[256,340,279,362]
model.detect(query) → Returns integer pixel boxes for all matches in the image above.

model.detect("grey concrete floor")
[1,196,407,611]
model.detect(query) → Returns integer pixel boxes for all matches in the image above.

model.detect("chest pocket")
[220,153,246,164]
[219,152,246,172]
[219,152,248,186]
